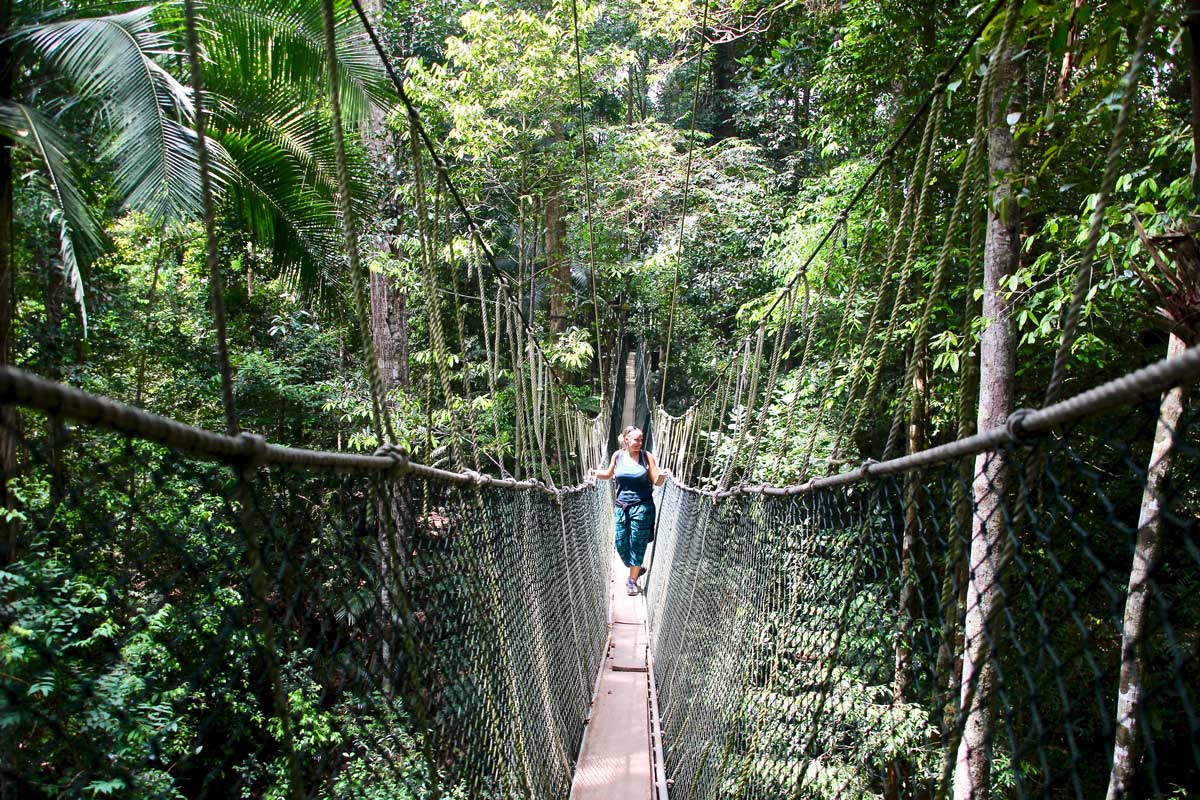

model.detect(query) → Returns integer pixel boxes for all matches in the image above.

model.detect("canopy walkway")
[2,0,1199,797]
[2,344,1199,799]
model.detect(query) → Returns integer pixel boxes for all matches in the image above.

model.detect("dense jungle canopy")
[1,0,1199,796]
[0,0,1194,470]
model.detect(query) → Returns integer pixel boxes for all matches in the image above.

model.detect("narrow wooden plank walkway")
[570,350,664,799]
[569,551,654,799]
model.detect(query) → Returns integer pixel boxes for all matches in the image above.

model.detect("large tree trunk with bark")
[953,27,1023,800]
[364,0,408,394]
[370,265,409,391]
[0,0,18,568]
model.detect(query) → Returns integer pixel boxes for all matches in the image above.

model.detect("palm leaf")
[0,100,104,333]
[197,0,391,126]
[8,6,216,221]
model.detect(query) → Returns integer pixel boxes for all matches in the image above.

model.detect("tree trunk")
[1055,0,1084,100]
[363,5,409,395]
[1186,0,1200,191]
[1104,330,1186,799]
[953,26,1023,800]
[712,39,738,141]
[0,0,18,568]
[545,134,569,336]
[44,260,66,502]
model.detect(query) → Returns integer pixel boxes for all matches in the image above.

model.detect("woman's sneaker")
[625,578,638,596]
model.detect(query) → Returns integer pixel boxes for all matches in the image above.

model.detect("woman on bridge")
[589,426,669,596]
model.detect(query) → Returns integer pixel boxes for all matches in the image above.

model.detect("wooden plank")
[569,551,653,800]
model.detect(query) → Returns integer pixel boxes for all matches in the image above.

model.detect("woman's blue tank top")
[614,450,653,505]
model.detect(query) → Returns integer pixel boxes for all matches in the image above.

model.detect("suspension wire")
[846,103,944,455]
[316,0,397,446]
[1043,0,1161,406]
[185,3,303,797]
[825,129,931,468]
[782,185,884,481]
[568,0,605,401]
[409,118,466,469]
[743,290,793,482]
[659,0,712,408]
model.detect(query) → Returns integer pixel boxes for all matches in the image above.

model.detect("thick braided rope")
[881,43,1001,461]
[846,101,944,451]
[1043,0,1162,406]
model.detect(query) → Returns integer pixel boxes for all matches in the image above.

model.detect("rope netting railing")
[0,368,612,799]
[644,349,1200,799]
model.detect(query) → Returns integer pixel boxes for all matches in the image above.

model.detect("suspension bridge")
[2,0,1199,798]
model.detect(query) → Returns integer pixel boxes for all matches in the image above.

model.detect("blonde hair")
[621,426,644,449]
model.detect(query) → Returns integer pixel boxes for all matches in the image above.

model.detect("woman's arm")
[646,452,671,486]
[590,452,619,480]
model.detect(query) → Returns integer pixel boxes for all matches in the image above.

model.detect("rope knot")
[373,444,409,474]
[461,469,491,488]
[1005,408,1037,445]
[860,458,880,477]
[237,432,268,472]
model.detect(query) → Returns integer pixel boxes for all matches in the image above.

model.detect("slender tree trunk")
[1186,0,1200,191]
[1055,0,1085,100]
[1106,229,1199,798]
[44,260,65,502]
[545,128,569,336]
[953,27,1023,800]
[1105,331,1186,800]
[0,0,18,568]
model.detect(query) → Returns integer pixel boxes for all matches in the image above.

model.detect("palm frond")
[0,100,104,332]
[8,6,216,221]
[197,0,391,126]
